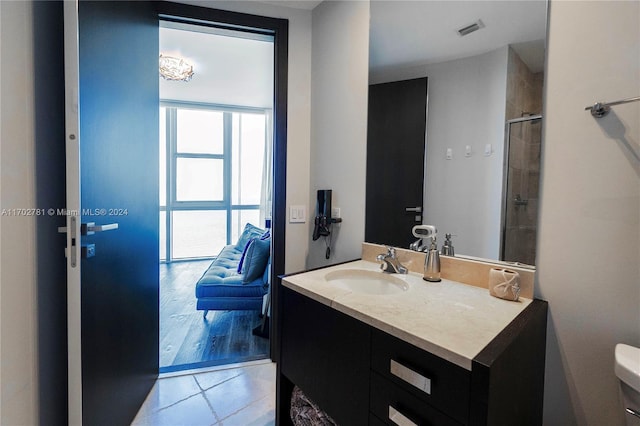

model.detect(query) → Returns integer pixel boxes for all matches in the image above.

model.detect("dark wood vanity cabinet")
[279,287,372,425]
[277,284,548,426]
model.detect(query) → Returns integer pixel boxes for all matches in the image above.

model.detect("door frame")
[63,2,82,423]
[155,2,288,362]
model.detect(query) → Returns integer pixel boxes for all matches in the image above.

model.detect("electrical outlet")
[331,207,341,219]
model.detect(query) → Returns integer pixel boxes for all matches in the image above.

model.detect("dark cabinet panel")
[280,287,371,425]
[469,299,548,426]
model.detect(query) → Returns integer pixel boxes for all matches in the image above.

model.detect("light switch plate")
[289,205,306,223]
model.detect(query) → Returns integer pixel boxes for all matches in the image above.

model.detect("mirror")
[367,0,547,266]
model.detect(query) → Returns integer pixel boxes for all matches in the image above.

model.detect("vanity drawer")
[370,372,463,426]
[371,329,470,424]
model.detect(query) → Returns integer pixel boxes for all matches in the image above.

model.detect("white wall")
[184,0,312,273]
[0,3,3,421]
[306,0,370,269]
[424,49,507,259]
[538,1,640,425]
[0,1,38,424]
[0,4,3,421]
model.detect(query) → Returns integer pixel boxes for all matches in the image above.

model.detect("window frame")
[160,100,270,261]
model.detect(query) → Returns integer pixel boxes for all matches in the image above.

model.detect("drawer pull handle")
[390,359,431,395]
[389,406,418,426]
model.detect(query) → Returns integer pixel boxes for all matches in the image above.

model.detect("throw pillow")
[237,230,271,274]
[242,238,270,283]
[235,223,265,251]
[237,237,256,274]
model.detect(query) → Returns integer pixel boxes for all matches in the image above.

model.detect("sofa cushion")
[242,238,270,283]
[196,279,266,299]
[195,243,269,305]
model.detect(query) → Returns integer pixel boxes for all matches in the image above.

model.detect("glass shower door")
[501,116,542,266]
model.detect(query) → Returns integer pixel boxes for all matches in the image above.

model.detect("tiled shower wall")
[503,48,544,265]
[506,47,544,120]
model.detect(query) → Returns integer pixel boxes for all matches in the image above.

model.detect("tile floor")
[132,360,276,426]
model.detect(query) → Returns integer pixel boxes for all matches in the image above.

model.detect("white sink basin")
[324,269,409,295]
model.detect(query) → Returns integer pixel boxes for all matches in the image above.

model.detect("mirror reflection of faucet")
[410,225,437,252]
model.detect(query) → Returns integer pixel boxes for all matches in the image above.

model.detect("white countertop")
[281,260,532,370]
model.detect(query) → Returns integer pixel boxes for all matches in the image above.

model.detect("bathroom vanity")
[275,259,547,426]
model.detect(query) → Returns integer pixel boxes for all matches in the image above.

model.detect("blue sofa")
[195,224,270,318]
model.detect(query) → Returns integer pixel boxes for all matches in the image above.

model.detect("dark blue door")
[78,2,158,424]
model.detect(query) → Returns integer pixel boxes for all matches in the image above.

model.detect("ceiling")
[370,0,547,73]
[261,0,323,9]
[261,0,547,73]
[159,0,547,102]
[159,22,274,107]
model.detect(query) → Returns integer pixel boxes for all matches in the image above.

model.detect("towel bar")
[585,96,640,118]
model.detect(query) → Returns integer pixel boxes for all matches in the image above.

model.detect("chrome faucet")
[410,238,428,252]
[376,247,408,274]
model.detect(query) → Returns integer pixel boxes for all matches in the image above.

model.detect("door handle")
[81,222,119,235]
[58,222,119,235]
[405,206,422,213]
[58,222,117,260]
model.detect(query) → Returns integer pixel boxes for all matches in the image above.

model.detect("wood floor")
[160,260,269,372]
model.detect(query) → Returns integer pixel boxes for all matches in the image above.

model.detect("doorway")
[158,21,274,372]
[63,2,288,423]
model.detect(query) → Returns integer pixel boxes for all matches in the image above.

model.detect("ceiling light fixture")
[159,54,194,82]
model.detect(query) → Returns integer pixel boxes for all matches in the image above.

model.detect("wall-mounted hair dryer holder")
[312,189,342,241]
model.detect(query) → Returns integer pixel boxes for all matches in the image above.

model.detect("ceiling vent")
[457,19,485,37]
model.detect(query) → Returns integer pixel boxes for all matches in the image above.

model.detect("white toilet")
[615,344,640,425]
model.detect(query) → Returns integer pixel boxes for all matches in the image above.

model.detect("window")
[160,103,270,261]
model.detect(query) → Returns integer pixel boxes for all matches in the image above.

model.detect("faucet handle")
[387,246,397,257]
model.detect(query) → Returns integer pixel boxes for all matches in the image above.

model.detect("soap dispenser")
[423,237,441,282]
[441,233,455,256]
